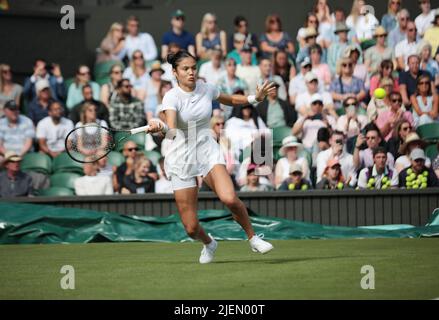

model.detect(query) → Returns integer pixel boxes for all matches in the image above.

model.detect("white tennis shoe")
[249,234,274,254]
[199,234,217,264]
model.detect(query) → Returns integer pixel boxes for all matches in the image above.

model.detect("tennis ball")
[406,181,412,187]
[423,171,428,177]
[382,184,388,190]
[421,177,427,183]
[288,183,295,190]
[382,177,388,183]
[407,168,413,175]
[421,182,427,188]
[301,184,308,190]
[374,88,386,99]
[410,173,416,180]
[412,184,419,189]
[369,178,376,184]
[337,182,344,190]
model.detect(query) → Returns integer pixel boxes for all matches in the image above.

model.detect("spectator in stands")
[155,157,173,193]
[411,75,439,126]
[330,57,366,111]
[122,50,149,100]
[109,79,146,131]
[309,44,331,88]
[346,0,379,45]
[297,13,322,51]
[258,58,287,101]
[229,16,259,55]
[312,0,333,50]
[96,156,114,179]
[398,148,438,188]
[198,49,225,85]
[369,59,399,98]
[423,11,439,69]
[358,146,399,189]
[69,84,109,125]
[399,55,433,108]
[336,97,368,139]
[121,156,155,194]
[66,65,100,110]
[100,64,124,107]
[419,43,439,89]
[75,102,109,129]
[0,151,33,197]
[195,13,227,61]
[0,100,34,157]
[316,130,356,186]
[316,158,348,190]
[23,58,66,103]
[155,80,173,117]
[278,163,312,191]
[388,9,410,48]
[274,136,310,188]
[36,101,74,158]
[386,119,413,159]
[295,72,334,117]
[124,15,157,63]
[288,58,313,106]
[367,77,396,121]
[96,22,126,64]
[236,46,261,94]
[432,142,439,178]
[144,62,165,121]
[161,43,180,85]
[353,123,395,171]
[256,82,296,129]
[293,93,336,151]
[311,126,331,168]
[375,91,414,141]
[226,33,258,66]
[27,79,54,126]
[343,45,367,84]
[395,21,424,71]
[241,163,274,192]
[327,22,352,75]
[415,0,435,36]
[161,10,196,60]
[0,64,22,115]
[273,50,296,86]
[295,27,319,67]
[395,132,431,173]
[327,7,358,44]
[74,161,113,196]
[364,26,394,77]
[381,0,401,32]
[260,14,295,60]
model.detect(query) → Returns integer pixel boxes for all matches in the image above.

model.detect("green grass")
[0,238,438,299]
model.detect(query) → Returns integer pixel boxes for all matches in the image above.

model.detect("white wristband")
[247,95,260,105]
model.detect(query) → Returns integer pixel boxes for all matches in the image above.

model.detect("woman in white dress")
[146,50,274,264]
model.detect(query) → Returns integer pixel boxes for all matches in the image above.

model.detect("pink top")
[375,110,414,141]
[369,76,400,97]
[312,64,332,86]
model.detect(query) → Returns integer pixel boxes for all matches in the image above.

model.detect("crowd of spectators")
[1,0,439,197]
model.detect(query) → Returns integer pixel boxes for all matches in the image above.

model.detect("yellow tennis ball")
[374,88,386,99]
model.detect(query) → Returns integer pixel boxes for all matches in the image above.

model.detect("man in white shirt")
[236,46,261,94]
[124,16,158,62]
[198,49,225,85]
[415,0,436,36]
[74,162,114,196]
[36,101,74,158]
[295,72,334,117]
[316,130,357,186]
[395,21,425,71]
[257,58,287,101]
[357,147,398,189]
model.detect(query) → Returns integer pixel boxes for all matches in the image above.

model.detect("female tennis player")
[146,50,275,264]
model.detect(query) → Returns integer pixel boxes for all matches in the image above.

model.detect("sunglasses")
[309,19,318,24]
[391,98,402,103]
[342,63,353,67]
[112,70,122,74]
[377,34,386,38]
[418,81,430,85]
[174,16,185,21]
[408,28,417,32]
[215,122,225,126]
[366,136,377,140]
[122,84,133,88]
[133,56,144,60]
[401,126,411,131]
[1,69,11,74]
[391,1,400,4]
[125,147,139,152]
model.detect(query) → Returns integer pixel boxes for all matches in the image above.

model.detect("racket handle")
[130,125,150,135]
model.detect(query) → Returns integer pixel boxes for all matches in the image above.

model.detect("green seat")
[143,150,162,166]
[38,187,75,197]
[64,77,75,91]
[21,152,52,175]
[336,108,346,116]
[107,151,126,167]
[425,144,438,161]
[114,132,145,152]
[93,60,123,84]
[50,172,82,190]
[272,126,293,147]
[52,152,84,174]
[417,123,439,142]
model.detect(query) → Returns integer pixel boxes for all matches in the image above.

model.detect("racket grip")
[130,125,150,135]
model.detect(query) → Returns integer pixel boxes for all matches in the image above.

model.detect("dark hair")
[117,78,130,88]
[166,50,197,69]
[373,146,387,157]
[415,74,432,96]
[82,84,92,91]
[309,44,323,56]
[303,12,319,28]
[364,122,382,138]
[48,100,63,112]
[34,58,47,66]
[332,130,345,138]
[317,127,331,143]
[234,15,247,27]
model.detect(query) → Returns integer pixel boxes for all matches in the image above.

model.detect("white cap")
[410,148,426,161]
[300,57,311,68]
[35,79,50,93]
[310,93,323,104]
[304,72,318,83]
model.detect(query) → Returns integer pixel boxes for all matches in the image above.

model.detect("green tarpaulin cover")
[0,203,438,244]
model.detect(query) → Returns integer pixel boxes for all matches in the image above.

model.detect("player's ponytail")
[167,50,196,70]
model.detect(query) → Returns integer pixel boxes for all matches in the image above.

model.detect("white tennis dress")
[160,80,226,190]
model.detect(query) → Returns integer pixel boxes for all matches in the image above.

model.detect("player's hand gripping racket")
[65,124,150,163]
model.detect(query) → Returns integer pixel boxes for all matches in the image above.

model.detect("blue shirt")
[329,76,365,109]
[162,30,195,51]
[0,115,35,154]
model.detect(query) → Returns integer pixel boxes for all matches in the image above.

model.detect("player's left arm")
[216,80,276,107]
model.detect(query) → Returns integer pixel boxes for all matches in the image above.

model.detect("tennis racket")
[65,124,150,163]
